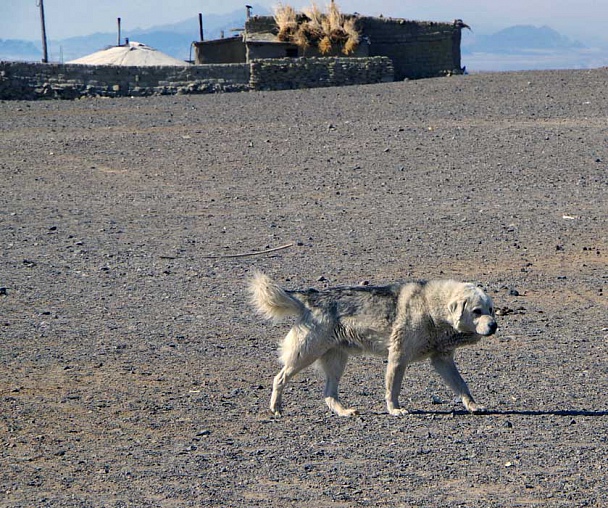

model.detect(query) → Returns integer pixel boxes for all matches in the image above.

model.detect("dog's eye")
[472,309,482,316]
[490,307,494,314]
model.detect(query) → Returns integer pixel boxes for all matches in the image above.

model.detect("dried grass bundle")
[318,35,332,54]
[274,3,298,41]
[274,2,360,55]
[327,2,344,32]
[302,2,324,33]
[300,2,324,45]
[293,28,310,50]
[342,17,360,54]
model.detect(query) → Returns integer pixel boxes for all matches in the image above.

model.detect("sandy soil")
[1,68,607,507]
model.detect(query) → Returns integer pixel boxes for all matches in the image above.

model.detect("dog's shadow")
[408,408,608,417]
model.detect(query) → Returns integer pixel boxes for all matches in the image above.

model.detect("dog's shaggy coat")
[249,272,497,416]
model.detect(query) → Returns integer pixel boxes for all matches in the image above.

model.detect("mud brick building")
[194,15,466,80]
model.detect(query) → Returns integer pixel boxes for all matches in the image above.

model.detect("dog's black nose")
[488,321,498,335]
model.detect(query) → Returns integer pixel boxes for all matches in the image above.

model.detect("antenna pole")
[198,13,204,41]
[117,17,122,46]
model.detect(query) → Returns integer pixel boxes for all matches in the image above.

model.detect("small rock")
[509,289,520,296]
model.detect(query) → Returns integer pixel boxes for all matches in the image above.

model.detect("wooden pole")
[198,13,204,41]
[117,17,122,46]
[38,0,48,63]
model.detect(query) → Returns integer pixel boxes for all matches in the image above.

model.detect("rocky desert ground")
[1,68,607,507]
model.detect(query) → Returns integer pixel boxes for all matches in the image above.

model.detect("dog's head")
[448,284,497,337]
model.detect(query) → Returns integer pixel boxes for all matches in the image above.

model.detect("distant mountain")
[0,4,270,63]
[463,25,585,54]
[461,25,608,72]
[131,5,270,39]
[0,39,41,61]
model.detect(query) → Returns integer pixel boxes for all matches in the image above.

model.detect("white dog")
[249,272,497,417]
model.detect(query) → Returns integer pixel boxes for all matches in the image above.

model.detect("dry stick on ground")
[201,243,294,259]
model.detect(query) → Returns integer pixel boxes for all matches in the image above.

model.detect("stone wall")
[0,61,251,100]
[249,56,393,91]
[0,57,394,100]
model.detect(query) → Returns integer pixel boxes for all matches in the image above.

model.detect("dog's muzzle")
[485,321,498,336]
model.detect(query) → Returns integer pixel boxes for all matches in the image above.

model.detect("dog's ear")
[448,299,466,325]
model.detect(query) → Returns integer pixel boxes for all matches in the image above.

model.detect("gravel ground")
[1,68,607,507]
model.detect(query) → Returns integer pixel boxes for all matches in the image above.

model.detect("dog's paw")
[270,408,283,417]
[339,408,359,417]
[388,407,409,416]
[463,400,486,414]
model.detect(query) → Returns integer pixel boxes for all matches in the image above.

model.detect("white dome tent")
[68,41,189,66]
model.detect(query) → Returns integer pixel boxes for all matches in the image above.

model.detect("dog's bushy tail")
[249,271,306,321]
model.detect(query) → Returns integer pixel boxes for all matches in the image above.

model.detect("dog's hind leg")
[318,349,357,416]
[270,364,309,416]
[270,325,327,416]
[431,353,485,414]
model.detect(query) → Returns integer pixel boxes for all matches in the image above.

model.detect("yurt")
[68,41,189,66]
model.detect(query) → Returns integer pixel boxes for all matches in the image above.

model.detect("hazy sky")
[2,0,606,45]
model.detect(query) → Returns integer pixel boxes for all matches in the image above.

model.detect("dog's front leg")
[431,353,485,414]
[385,350,409,416]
